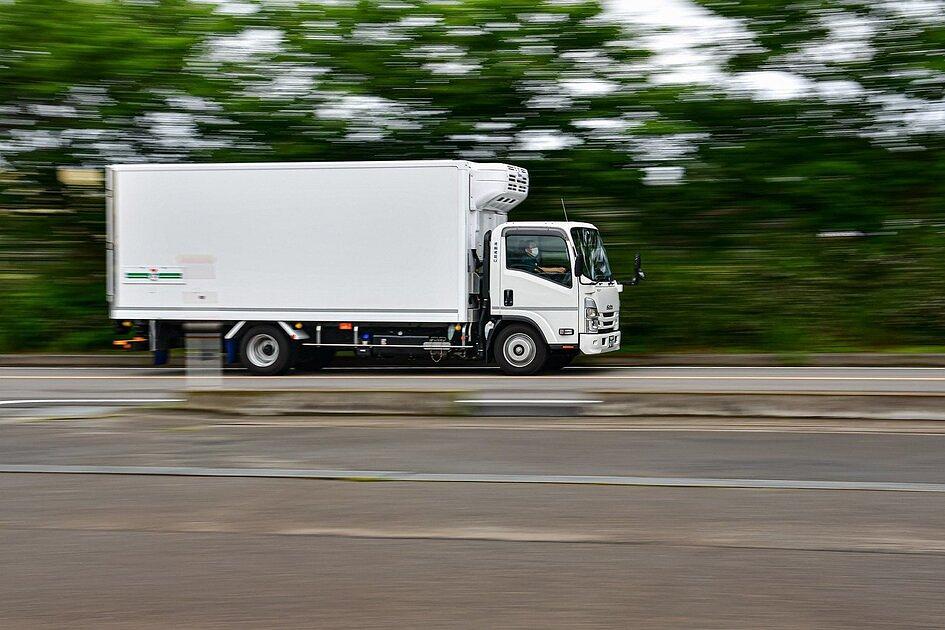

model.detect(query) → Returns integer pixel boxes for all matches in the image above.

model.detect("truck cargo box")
[107,160,526,323]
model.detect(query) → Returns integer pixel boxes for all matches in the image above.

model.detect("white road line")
[220,422,945,436]
[455,399,603,405]
[6,365,945,372]
[0,367,241,372]
[572,366,945,371]
[0,398,185,407]
[0,464,943,492]
[4,374,945,381]
[341,365,945,372]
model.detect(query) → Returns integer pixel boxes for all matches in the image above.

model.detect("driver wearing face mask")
[522,240,566,275]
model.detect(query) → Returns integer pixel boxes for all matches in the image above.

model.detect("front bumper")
[580,331,621,355]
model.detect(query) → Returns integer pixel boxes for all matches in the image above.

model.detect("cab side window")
[506,234,572,288]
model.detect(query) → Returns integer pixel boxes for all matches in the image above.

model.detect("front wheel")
[494,324,548,376]
[240,324,296,375]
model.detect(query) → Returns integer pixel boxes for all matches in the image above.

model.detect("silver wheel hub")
[246,333,279,368]
[503,333,537,368]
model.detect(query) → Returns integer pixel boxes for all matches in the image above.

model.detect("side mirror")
[573,256,584,278]
[630,253,645,285]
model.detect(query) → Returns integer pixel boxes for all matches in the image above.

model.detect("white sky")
[7,0,944,165]
[602,0,816,100]
[603,0,945,105]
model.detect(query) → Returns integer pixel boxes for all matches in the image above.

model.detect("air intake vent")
[470,163,529,213]
[507,166,529,194]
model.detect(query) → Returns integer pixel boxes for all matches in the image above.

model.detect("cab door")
[494,227,579,346]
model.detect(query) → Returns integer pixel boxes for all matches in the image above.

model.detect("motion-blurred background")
[1,0,943,354]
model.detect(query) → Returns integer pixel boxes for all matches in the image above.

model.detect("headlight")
[584,297,600,332]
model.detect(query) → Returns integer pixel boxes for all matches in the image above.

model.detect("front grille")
[598,310,618,333]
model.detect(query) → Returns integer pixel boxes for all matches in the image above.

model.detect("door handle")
[504,289,514,306]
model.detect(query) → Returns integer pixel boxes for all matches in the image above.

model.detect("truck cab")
[483,220,629,375]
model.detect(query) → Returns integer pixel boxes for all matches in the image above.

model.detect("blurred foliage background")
[1,0,944,353]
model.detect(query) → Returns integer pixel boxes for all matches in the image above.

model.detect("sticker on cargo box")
[122,266,185,284]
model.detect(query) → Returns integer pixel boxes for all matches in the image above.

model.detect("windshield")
[571,227,613,282]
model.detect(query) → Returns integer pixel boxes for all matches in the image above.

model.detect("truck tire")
[240,324,296,375]
[495,324,548,376]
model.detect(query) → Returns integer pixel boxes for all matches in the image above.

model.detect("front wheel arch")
[486,317,548,363]
[492,322,549,375]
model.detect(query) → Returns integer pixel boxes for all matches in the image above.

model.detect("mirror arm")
[631,252,645,285]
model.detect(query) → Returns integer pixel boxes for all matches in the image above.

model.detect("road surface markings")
[216,421,945,436]
[455,399,603,405]
[4,374,945,381]
[0,366,243,372]
[327,365,945,372]
[0,398,185,407]
[6,365,945,371]
[1,464,943,493]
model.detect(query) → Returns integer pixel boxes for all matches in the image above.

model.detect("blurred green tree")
[1,0,944,353]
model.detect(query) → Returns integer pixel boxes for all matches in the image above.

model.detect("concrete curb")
[598,353,945,367]
[586,392,945,422]
[0,354,183,367]
[182,389,945,421]
[4,464,944,492]
[5,352,945,368]
[185,389,462,417]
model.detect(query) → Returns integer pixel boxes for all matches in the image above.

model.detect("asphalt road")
[4,365,945,413]
[4,477,944,629]
[3,412,945,482]
[2,411,945,628]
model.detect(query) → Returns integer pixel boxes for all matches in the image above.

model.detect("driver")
[522,239,566,274]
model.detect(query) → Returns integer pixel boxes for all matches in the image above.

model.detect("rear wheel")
[494,324,548,376]
[240,324,296,375]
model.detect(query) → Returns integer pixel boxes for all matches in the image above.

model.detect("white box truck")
[107,160,642,375]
